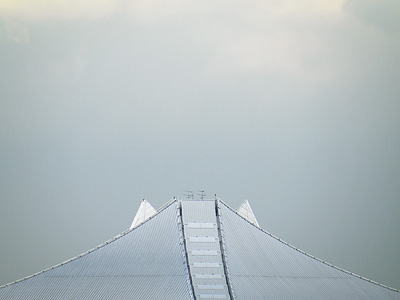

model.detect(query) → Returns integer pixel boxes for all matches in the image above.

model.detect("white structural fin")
[237,200,260,227]
[130,199,157,229]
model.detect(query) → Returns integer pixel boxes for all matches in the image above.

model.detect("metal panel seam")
[177,201,196,300]
[215,199,236,300]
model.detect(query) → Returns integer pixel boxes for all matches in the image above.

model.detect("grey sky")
[1,0,400,290]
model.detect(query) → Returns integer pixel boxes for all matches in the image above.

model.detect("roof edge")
[218,199,400,294]
[0,198,179,289]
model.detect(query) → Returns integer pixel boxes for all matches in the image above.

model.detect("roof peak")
[236,199,259,227]
[129,199,157,229]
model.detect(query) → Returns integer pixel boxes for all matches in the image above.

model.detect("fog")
[1,0,399,289]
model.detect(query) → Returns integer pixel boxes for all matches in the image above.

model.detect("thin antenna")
[197,190,206,200]
[184,190,194,199]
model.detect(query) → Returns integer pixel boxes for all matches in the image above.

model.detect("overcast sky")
[1,0,400,290]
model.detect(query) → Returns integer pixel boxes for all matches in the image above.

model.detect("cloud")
[200,21,338,84]
[2,0,394,86]
[182,0,345,84]
[2,21,30,43]
[0,0,344,21]
[53,47,88,82]
[0,0,121,20]
[344,0,400,34]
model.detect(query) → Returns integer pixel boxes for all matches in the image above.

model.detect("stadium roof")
[1,198,399,299]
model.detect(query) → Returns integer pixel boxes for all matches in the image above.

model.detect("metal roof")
[0,201,193,300]
[219,200,400,299]
[1,198,399,299]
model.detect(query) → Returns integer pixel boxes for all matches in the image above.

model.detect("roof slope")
[219,200,400,300]
[0,201,192,300]
[1,198,399,299]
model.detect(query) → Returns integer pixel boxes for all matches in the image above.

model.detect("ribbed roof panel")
[2,198,399,299]
[0,201,192,300]
[219,201,400,300]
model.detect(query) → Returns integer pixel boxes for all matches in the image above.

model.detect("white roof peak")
[237,200,260,227]
[130,199,157,229]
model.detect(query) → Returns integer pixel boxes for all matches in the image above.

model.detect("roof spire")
[237,200,259,227]
[130,199,157,229]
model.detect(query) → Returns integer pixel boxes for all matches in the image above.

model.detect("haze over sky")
[1,0,400,290]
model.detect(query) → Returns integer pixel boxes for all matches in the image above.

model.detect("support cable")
[215,199,236,300]
[177,201,196,300]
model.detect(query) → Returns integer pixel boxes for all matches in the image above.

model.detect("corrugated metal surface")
[0,201,192,300]
[2,198,399,299]
[182,200,217,223]
[219,201,400,300]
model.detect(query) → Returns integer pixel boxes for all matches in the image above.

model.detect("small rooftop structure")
[1,197,399,299]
